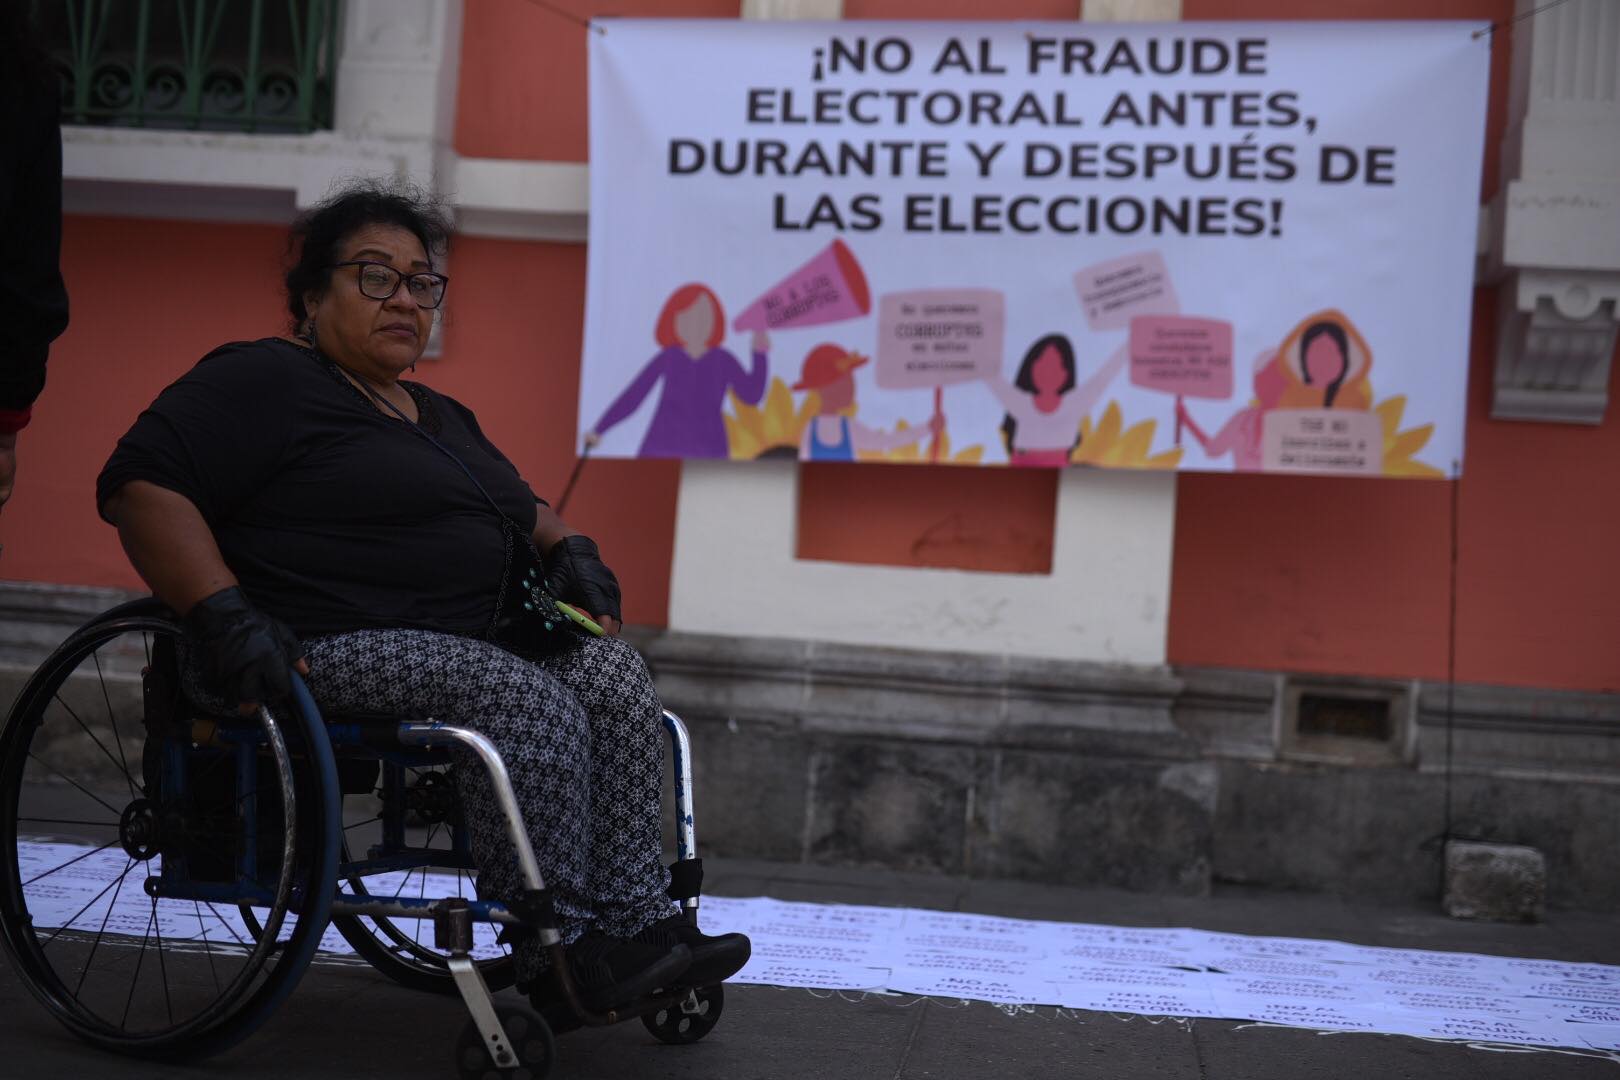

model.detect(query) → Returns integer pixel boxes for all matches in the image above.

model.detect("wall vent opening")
[1280,679,1414,767]
[1296,693,1394,742]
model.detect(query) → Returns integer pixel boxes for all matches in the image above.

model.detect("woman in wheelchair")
[93,181,749,1017]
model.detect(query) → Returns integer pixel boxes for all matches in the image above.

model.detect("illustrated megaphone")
[732,239,872,332]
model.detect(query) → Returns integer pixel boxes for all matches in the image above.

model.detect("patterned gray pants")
[300,629,677,977]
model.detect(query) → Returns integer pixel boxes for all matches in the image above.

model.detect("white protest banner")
[582,20,1488,476]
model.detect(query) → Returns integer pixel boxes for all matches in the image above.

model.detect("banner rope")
[518,0,605,35]
[1473,0,1582,39]
[1441,459,1461,893]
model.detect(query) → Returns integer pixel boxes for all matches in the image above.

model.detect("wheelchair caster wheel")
[456,1002,555,1080]
[641,983,724,1045]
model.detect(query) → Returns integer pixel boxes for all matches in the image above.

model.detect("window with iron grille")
[39,0,340,134]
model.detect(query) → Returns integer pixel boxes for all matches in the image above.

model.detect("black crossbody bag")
[313,348,584,659]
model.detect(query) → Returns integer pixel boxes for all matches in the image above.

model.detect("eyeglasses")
[331,261,449,309]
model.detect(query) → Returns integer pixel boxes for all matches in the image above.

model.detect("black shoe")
[633,914,751,987]
[535,932,691,1015]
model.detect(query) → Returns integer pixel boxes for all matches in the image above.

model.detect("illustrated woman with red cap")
[793,344,941,462]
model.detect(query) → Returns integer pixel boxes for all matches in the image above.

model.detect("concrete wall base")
[4,583,1616,909]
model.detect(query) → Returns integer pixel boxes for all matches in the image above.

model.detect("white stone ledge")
[445,157,589,242]
[62,126,590,243]
[62,126,438,221]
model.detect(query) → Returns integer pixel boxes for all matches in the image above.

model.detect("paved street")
[3,856,1617,1078]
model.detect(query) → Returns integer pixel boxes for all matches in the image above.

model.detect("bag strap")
[310,346,520,533]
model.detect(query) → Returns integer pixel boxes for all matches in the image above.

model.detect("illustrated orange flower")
[723,377,817,460]
[1070,402,1184,469]
[1376,396,1445,478]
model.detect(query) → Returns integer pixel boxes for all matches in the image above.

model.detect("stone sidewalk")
[2,856,1616,1079]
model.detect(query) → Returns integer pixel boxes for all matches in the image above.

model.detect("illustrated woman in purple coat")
[585,284,769,458]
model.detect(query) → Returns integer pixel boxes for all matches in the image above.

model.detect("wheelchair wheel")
[641,983,724,1045]
[0,605,341,1059]
[331,760,516,994]
[455,1001,554,1080]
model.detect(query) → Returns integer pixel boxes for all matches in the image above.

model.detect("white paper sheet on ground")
[17,839,504,961]
[1373,1011,1594,1047]
[1378,987,1572,1022]
[1058,983,1229,1018]
[1192,930,1372,965]
[1200,955,1363,981]
[1499,958,1620,986]
[17,841,1619,1054]
[887,969,1059,1005]
[1550,1002,1620,1025]
[731,957,890,993]
[1519,980,1620,1005]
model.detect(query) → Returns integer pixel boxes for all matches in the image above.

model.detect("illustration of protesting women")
[793,344,942,462]
[585,283,768,458]
[979,334,1127,468]
[1178,309,1373,471]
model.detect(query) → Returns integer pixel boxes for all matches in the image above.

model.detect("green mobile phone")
[555,601,605,636]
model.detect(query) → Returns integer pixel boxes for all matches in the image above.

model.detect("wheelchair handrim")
[0,615,327,1056]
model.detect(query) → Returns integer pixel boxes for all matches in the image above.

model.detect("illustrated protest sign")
[581,20,1488,477]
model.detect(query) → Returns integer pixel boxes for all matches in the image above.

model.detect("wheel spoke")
[205,901,251,948]
[23,838,122,887]
[24,753,122,818]
[18,817,121,828]
[119,902,157,1031]
[39,853,132,948]
[195,901,222,993]
[150,896,175,1025]
[49,691,140,800]
[90,650,140,799]
[74,858,135,997]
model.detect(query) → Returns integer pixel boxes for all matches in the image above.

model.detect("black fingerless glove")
[183,586,305,706]
[543,535,622,623]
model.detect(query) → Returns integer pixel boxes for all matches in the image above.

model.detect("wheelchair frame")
[0,599,717,1078]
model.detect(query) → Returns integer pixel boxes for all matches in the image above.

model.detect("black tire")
[0,608,340,1060]
[456,1001,554,1080]
[641,983,724,1045]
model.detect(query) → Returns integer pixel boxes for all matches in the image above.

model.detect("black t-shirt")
[97,338,540,639]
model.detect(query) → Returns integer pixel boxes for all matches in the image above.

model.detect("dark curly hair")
[283,180,452,334]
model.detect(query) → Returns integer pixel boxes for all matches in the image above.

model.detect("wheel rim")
[643,984,723,1044]
[0,615,309,1052]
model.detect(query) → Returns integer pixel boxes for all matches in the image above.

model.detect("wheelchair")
[0,598,722,1077]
